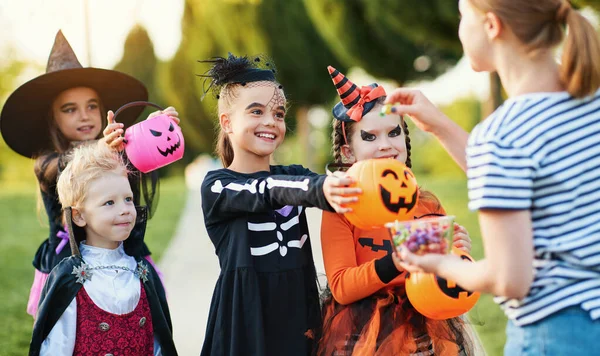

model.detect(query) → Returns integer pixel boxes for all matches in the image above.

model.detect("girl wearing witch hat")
[317,67,483,355]
[0,30,175,318]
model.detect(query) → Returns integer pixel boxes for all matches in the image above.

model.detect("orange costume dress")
[318,198,474,356]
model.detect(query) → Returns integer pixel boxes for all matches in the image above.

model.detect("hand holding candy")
[382,88,449,136]
[452,223,472,253]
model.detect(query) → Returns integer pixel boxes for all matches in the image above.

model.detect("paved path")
[158,164,326,355]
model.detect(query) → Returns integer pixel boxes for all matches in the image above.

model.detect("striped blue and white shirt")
[467,91,600,326]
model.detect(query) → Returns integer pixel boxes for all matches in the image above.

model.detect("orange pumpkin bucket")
[343,158,419,229]
[386,217,480,319]
[404,249,480,320]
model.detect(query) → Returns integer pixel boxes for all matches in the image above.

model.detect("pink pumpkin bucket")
[113,101,185,173]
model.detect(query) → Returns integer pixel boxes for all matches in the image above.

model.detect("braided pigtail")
[403,118,412,169]
[332,119,345,163]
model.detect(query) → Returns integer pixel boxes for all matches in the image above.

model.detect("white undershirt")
[40,241,162,355]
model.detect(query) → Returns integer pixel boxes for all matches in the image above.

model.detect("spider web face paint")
[265,84,286,113]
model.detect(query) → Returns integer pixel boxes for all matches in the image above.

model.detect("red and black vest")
[73,282,154,356]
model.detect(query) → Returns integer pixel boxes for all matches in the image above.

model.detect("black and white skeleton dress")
[200,165,333,356]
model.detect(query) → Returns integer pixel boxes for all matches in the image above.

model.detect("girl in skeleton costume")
[29,142,177,356]
[198,54,360,356]
[0,30,175,317]
[317,67,483,356]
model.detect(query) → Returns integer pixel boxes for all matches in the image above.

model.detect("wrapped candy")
[387,216,454,255]
[380,103,397,116]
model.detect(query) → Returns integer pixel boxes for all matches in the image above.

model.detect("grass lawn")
[0,175,187,356]
[420,175,508,356]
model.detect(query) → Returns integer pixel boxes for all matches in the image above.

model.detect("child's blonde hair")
[469,0,600,98]
[57,142,129,209]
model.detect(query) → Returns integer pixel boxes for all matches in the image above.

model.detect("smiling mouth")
[77,125,95,132]
[158,134,182,157]
[255,132,276,140]
[378,155,398,160]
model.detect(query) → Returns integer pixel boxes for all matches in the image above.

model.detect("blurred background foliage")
[2,1,600,354]
[0,0,494,179]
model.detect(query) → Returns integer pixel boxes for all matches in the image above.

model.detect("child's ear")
[341,144,356,164]
[71,208,87,227]
[219,113,232,134]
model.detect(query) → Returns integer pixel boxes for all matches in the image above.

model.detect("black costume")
[200,166,333,356]
[29,207,176,356]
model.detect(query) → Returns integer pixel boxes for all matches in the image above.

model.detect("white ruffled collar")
[79,241,127,265]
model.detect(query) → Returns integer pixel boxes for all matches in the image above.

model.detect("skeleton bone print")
[248,206,307,257]
[209,176,314,266]
[200,165,330,355]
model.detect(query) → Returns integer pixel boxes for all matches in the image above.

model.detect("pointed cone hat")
[0,30,148,158]
[328,66,361,109]
[328,66,384,122]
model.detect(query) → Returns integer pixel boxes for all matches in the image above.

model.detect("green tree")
[302,0,462,83]
[259,0,348,170]
[368,0,462,53]
[169,0,346,169]
[163,0,224,157]
[574,0,600,11]
[303,0,504,116]
[113,25,162,116]
[0,55,35,187]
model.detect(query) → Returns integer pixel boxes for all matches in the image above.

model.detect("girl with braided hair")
[317,67,481,355]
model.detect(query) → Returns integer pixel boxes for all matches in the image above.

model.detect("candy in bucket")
[387,215,455,254]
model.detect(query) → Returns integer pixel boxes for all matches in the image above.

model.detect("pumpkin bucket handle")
[325,162,353,175]
[112,101,164,124]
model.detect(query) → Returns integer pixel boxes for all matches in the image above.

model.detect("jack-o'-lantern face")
[344,158,419,229]
[379,168,418,214]
[124,115,185,173]
[148,120,182,157]
[406,249,480,320]
[435,254,475,299]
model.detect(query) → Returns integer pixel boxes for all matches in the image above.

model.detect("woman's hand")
[385,88,470,171]
[395,246,463,275]
[384,88,449,135]
[391,223,472,273]
[452,223,472,253]
[147,106,180,124]
[323,171,362,214]
[102,110,125,152]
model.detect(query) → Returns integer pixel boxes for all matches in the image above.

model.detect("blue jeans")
[504,306,600,355]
